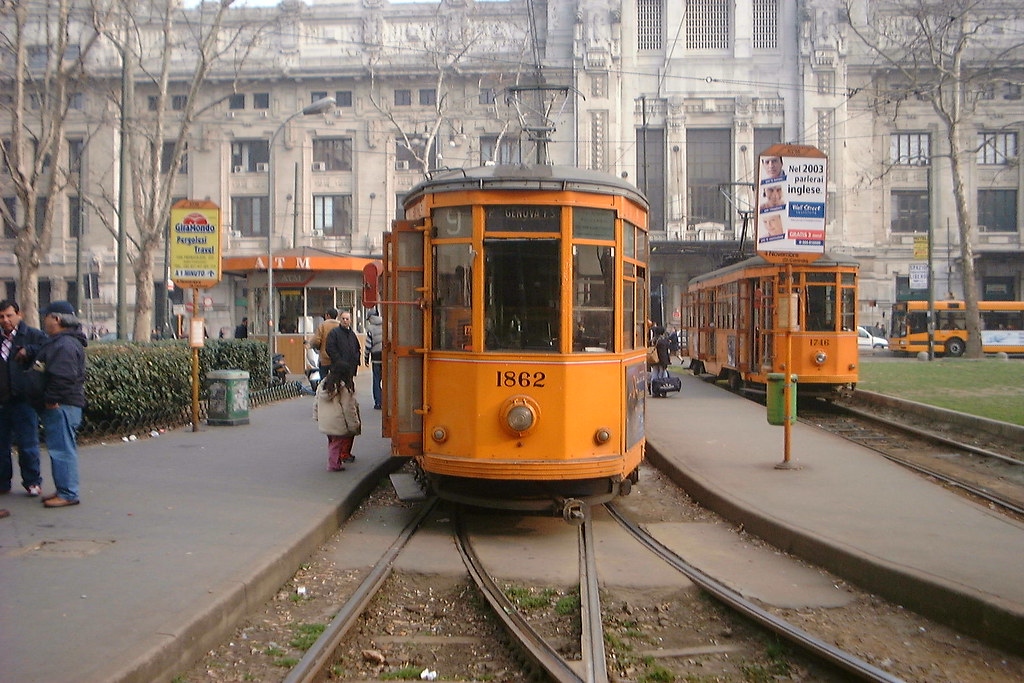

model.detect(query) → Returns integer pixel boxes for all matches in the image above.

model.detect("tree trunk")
[133,242,155,342]
[945,125,983,358]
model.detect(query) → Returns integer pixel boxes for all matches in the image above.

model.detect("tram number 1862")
[497,370,546,388]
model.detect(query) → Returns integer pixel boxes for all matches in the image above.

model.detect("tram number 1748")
[497,370,547,388]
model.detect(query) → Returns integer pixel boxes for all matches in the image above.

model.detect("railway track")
[801,402,1024,516]
[274,495,907,683]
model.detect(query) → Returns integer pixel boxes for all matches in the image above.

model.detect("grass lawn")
[858,359,1024,426]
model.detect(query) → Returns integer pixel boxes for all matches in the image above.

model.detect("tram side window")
[484,239,560,352]
[573,244,614,352]
[805,285,838,332]
[432,243,473,350]
[841,287,856,331]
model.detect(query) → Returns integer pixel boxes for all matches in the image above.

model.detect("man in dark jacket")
[0,299,48,496]
[325,310,360,380]
[30,301,88,508]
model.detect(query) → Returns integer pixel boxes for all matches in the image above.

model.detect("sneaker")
[25,484,42,497]
[342,454,355,463]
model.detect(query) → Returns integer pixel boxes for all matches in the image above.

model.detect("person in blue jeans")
[0,299,48,497]
[28,301,88,508]
[364,309,383,409]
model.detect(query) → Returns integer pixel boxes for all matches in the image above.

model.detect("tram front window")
[805,284,838,332]
[573,244,614,351]
[484,239,560,351]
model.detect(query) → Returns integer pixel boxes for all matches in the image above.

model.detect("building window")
[2,197,16,239]
[754,128,781,155]
[28,46,48,69]
[479,135,522,165]
[161,141,187,174]
[637,0,663,50]
[1005,83,1022,100]
[231,196,270,236]
[253,93,270,109]
[171,94,187,111]
[978,189,1017,232]
[394,89,412,106]
[228,94,245,110]
[68,92,83,110]
[396,137,437,171]
[685,128,730,228]
[687,0,730,50]
[68,138,84,175]
[311,91,328,104]
[230,140,270,173]
[148,96,159,112]
[335,91,352,107]
[891,190,930,233]
[891,133,930,165]
[312,195,353,236]
[312,138,353,171]
[977,132,1017,165]
[69,196,82,237]
[752,0,778,49]
[479,88,496,105]
[419,89,437,106]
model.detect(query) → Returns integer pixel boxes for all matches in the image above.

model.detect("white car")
[857,326,889,350]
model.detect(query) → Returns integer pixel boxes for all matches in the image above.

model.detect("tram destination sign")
[170,199,222,289]
[755,144,827,264]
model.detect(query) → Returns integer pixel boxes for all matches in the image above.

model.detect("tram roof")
[403,164,649,209]
[688,252,861,285]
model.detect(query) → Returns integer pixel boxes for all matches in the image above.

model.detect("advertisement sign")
[909,263,929,289]
[169,199,222,289]
[755,144,827,263]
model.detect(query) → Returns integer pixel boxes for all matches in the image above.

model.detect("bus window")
[936,310,966,331]
[908,312,928,334]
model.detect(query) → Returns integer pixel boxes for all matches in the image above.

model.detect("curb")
[644,443,1024,653]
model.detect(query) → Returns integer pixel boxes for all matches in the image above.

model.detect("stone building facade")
[1,0,1020,338]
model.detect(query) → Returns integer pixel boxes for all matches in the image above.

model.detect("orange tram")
[377,165,650,519]
[682,253,860,398]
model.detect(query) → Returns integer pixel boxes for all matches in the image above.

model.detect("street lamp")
[266,96,335,380]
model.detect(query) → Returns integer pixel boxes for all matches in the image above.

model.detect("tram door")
[383,220,425,455]
[753,277,775,371]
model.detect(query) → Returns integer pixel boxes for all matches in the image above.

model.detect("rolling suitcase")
[650,375,682,397]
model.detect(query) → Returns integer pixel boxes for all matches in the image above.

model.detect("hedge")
[83,338,271,426]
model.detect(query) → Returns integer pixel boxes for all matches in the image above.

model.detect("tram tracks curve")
[276,494,907,683]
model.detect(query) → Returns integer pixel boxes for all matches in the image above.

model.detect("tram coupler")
[560,498,586,525]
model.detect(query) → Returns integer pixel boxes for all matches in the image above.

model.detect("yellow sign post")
[170,200,222,431]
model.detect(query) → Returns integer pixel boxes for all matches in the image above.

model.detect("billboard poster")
[755,146,827,261]
[170,200,222,289]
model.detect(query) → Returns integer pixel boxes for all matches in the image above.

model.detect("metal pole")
[926,155,935,360]
[776,264,797,470]
[266,97,335,382]
[191,287,200,432]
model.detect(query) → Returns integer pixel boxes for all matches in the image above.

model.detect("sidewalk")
[643,372,1024,651]
[0,375,393,683]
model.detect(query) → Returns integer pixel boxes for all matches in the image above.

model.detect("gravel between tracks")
[180,463,1024,682]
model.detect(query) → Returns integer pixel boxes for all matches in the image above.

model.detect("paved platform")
[644,372,1024,652]
[2,371,1023,682]
[0,378,395,683]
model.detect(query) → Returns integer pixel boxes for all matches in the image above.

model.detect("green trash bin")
[766,373,797,426]
[207,370,250,426]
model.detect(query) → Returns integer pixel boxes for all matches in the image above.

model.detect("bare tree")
[0,0,110,327]
[364,2,531,175]
[846,0,1024,357]
[95,0,269,341]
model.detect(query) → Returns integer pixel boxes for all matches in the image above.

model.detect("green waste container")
[207,370,250,426]
[766,373,797,426]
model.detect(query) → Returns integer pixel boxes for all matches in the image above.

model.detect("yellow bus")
[890,300,1024,356]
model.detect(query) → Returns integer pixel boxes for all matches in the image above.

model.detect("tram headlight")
[431,426,449,443]
[813,351,827,365]
[499,395,540,436]
[594,428,612,445]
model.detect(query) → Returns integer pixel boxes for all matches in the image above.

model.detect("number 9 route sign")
[755,144,827,264]
[170,199,222,289]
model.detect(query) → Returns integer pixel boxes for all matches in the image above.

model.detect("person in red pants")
[312,362,361,471]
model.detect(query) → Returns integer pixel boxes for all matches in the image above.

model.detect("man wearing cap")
[29,301,88,508]
[0,299,48,497]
